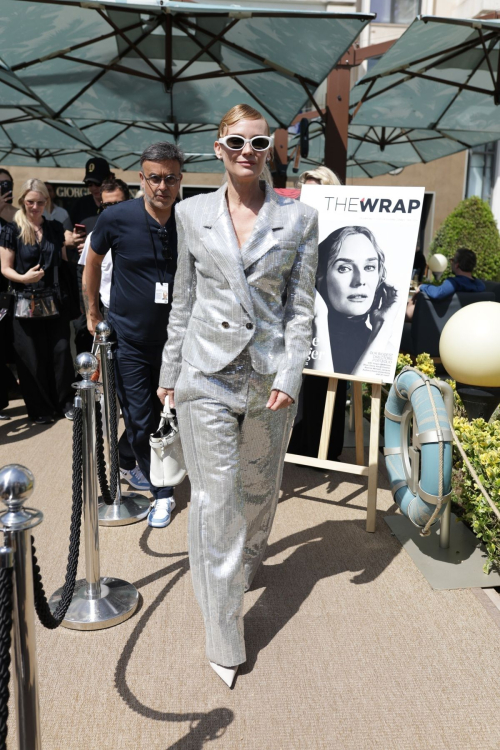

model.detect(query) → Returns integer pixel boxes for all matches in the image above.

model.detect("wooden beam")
[324,63,351,183]
[272,128,288,188]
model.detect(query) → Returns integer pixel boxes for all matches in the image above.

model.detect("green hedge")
[428,196,500,281]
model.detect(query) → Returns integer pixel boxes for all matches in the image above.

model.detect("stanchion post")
[94,321,150,526]
[49,353,139,630]
[0,464,43,750]
[438,379,455,550]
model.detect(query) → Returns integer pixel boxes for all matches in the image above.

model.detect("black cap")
[83,157,110,185]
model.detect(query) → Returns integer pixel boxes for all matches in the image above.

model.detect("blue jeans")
[113,335,173,500]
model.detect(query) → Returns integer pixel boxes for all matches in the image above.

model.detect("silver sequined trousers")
[176,349,297,667]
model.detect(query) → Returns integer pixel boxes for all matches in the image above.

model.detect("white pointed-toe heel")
[209,661,238,688]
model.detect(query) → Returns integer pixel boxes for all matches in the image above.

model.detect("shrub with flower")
[452,417,500,572]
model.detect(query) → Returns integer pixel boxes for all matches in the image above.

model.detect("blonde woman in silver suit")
[158,104,318,688]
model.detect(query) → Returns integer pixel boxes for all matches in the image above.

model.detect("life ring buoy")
[384,367,453,530]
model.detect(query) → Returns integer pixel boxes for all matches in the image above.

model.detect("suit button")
[246,323,254,330]
[221,321,230,329]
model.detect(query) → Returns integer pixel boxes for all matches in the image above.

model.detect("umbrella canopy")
[350,15,500,146]
[1,0,372,129]
[289,16,500,179]
[0,115,223,171]
[286,119,456,179]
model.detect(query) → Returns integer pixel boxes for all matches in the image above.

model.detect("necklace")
[30,222,43,242]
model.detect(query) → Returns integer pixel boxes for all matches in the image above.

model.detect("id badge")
[155,282,169,304]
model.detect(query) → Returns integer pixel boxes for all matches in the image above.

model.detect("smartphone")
[74,224,87,235]
[0,180,13,204]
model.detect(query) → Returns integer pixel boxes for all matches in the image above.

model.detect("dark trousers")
[113,335,173,500]
[0,315,16,411]
[13,314,74,419]
[118,430,136,471]
[288,376,347,461]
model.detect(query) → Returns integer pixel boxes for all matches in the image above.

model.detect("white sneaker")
[148,496,176,528]
[120,465,149,491]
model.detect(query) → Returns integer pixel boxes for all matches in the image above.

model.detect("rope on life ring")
[384,366,454,534]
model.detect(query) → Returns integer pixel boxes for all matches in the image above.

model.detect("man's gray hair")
[140,142,184,169]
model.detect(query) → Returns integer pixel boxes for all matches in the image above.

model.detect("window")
[466,142,497,204]
[371,0,420,24]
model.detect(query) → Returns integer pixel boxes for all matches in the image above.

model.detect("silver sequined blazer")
[160,182,318,401]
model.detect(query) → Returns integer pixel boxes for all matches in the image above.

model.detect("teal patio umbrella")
[288,16,500,178]
[349,15,500,156]
[1,0,372,128]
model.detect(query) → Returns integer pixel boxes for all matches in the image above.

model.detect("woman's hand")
[267,389,293,411]
[23,264,44,284]
[157,387,175,409]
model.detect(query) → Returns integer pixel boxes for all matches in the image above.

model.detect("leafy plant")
[428,196,500,281]
[452,417,500,572]
[396,353,412,375]
[414,353,436,378]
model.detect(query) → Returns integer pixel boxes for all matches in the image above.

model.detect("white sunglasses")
[218,135,273,152]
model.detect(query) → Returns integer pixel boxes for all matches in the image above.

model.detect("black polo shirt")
[90,198,177,344]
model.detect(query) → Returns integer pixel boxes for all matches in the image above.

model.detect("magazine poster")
[300,185,425,384]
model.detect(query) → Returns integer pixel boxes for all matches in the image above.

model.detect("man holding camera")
[83,142,183,528]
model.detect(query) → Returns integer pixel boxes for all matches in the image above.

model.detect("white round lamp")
[440,302,500,420]
[428,253,448,280]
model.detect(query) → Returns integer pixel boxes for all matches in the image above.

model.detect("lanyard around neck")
[143,201,168,285]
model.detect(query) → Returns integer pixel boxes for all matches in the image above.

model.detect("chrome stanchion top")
[95,320,112,342]
[0,465,42,532]
[75,352,99,389]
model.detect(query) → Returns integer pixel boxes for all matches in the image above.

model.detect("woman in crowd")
[312,225,399,376]
[157,103,318,687]
[0,179,74,424]
[297,165,340,187]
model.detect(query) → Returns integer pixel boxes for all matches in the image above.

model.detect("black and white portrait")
[301,186,424,382]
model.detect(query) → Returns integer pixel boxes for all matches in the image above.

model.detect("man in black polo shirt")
[83,142,183,528]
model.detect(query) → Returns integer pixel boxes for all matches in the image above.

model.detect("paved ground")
[2,399,500,750]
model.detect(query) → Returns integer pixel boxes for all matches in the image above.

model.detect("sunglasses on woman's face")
[218,135,273,152]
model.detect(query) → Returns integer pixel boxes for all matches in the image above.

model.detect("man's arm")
[419,278,455,300]
[83,245,104,335]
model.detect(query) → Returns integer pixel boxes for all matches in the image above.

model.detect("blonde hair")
[15,179,49,245]
[217,104,273,187]
[297,166,341,186]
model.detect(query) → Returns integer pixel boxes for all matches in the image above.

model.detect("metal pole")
[49,353,139,630]
[437,379,455,550]
[0,464,43,750]
[94,322,150,526]
[80,386,100,598]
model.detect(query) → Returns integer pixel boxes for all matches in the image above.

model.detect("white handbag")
[149,405,187,487]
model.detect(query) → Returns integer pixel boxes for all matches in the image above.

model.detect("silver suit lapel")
[240,185,284,271]
[201,186,255,320]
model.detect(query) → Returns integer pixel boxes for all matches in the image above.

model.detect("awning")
[288,16,500,178]
[349,16,500,150]
[1,0,372,128]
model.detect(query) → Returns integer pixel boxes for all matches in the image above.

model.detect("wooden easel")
[285,370,383,532]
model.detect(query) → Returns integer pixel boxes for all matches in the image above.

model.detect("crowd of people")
[0,159,150,493]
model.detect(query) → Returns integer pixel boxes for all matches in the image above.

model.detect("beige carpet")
[2,400,500,749]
